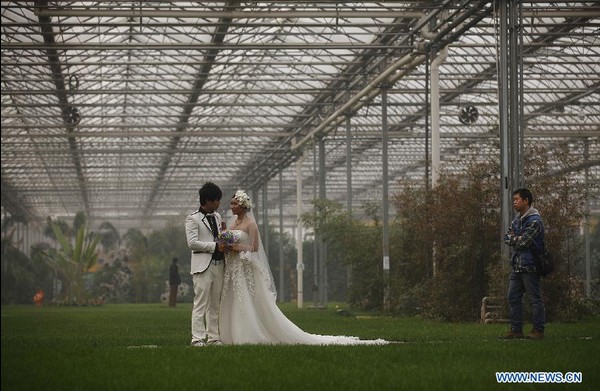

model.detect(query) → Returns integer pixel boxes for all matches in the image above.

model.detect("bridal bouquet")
[217,230,239,245]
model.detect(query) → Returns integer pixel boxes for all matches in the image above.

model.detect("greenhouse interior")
[1,1,598,311]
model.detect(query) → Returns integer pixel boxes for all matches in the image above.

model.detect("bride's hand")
[218,243,234,253]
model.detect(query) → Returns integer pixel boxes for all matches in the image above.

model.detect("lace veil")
[226,208,277,300]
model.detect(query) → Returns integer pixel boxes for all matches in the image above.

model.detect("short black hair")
[199,182,222,205]
[513,188,534,205]
[172,257,178,263]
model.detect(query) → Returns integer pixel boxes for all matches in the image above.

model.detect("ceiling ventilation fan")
[62,105,81,126]
[458,105,478,125]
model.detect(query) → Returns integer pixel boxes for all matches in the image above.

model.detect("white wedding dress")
[219,230,387,345]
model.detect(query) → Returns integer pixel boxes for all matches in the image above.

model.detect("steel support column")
[296,154,305,308]
[499,0,524,260]
[584,139,591,297]
[345,114,353,290]
[381,85,391,310]
[278,171,284,302]
[318,137,328,308]
[262,183,269,265]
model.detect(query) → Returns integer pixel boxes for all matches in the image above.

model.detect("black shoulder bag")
[529,215,553,277]
[534,245,554,277]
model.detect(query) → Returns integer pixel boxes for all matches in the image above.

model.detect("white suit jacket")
[185,210,224,274]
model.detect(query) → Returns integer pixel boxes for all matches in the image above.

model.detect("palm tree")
[44,213,100,304]
[43,216,70,242]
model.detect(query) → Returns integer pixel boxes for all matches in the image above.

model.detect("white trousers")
[191,263,224,343]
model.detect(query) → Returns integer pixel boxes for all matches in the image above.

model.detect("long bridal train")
[218,229,388,346]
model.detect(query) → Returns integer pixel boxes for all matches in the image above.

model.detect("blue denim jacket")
[504,208,544,271]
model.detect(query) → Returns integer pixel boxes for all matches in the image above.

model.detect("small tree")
[391,142,590,321]
[98,221,120,251]
[524,144,589,320]
[44,213,100,304]
[392,157,500,321]
[302,199,383,310]
[123,228,150,302]
[1,221,38,304]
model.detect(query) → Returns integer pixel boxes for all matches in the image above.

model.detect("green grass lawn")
[2,303,598,391]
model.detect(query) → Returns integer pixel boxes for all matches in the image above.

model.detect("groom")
[185,182,227,346]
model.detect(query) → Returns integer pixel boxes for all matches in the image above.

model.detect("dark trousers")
[169,284,179,307]
[508,271,545,332]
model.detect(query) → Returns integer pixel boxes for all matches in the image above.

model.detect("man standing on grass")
[502,188,546,340]
[185,182,228,346]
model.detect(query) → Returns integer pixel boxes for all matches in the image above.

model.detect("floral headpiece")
[234,190,253,210]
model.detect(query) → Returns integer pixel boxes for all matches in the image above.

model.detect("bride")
[218,190,387,345]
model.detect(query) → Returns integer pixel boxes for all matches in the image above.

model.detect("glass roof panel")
[1,1,598,231]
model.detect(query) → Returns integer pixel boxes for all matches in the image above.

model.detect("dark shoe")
[500,330,525,339]
[527,329,545,340]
